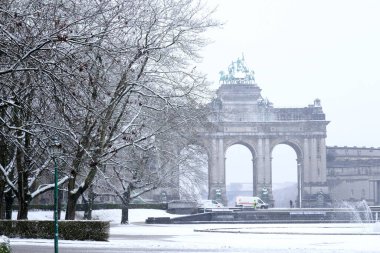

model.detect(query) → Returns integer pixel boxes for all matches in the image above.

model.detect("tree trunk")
[121,205,129,224]
[83,199,94,220]
[17,199,29,220]
[5,191,13,220]
[65,169,79,220]
[0,180,5,219]
[0,106,9,220]
[16,147,30,220]
[121,190,131,224]
[82,195,89,220]
[65,165,98,220]
[84,187,95,220]
[65,193,79,220]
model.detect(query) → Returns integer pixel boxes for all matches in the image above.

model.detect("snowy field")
[8,209,380,253]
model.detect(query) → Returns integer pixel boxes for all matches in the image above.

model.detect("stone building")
[327,146,380,205]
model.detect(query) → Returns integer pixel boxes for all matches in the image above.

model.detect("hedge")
[0,220,109,241]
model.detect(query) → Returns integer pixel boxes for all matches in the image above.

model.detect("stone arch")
[270,139,303,207]
[224,140,257,158]
[224,141,257,205]
[199,65,329,206]
[270,139,303,160]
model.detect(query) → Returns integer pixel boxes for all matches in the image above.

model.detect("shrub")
[0,236,11,253]
[0,220,109,241]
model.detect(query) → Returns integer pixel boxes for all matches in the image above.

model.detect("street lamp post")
[51,137,62,253]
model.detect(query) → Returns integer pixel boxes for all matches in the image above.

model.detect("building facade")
[327,146,380,205]
[198,57,330,207]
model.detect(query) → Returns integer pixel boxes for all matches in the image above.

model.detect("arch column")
[317,137,329,194]
[252,156,257,196]
[208,137,226,204]
[318,138,328,184]
[303,138,311,195]
[255,138,273,203]
[264,138,271,186]
[297,158,303,208]
[301,136,329,207]
[256,138,264,194]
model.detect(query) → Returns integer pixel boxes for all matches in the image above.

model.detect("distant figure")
[253,200,257,209]
[289,200,293,208]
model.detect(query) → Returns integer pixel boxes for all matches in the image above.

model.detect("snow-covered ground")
[8,209,380,252]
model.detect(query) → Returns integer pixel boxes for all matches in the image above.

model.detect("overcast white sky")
[198,0,380,185]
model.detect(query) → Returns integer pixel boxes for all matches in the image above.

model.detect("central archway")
[271,144,298,208]
[225,144,254,206]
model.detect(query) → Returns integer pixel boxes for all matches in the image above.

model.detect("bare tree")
[54,0,218,220]
[1,0,219,220]
[0,0,108,219]
[96,99,211,224]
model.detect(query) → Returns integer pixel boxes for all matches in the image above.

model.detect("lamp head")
[50,137,62,157]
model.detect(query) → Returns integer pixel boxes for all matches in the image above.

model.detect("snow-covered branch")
[30,176,70,199]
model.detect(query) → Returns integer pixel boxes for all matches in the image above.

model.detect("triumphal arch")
[200,57,330,207]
